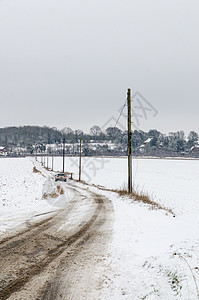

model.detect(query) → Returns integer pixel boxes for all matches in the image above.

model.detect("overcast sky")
[0,0,199,134]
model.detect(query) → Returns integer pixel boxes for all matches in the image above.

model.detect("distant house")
[143,138,152,145]
[139,144,145,154]
[191,145,199,156]
[0,147,7,156]
[139,138,152,154]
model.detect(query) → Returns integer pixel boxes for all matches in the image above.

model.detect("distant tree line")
[0,125,199,157]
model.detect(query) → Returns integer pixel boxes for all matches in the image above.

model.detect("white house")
[139,138,152,154]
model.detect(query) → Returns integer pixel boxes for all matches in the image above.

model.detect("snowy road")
[0,183,114,300]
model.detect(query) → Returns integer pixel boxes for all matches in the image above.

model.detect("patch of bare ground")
[75,179,174,216]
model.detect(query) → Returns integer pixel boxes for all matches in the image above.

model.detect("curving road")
[0,183,114,300]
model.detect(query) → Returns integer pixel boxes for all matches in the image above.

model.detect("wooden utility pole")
[63,137,65,173]
[79,139,82,181]
[52,150,54,171]
[127,88,132,193]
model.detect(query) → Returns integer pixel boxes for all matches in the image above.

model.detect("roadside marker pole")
[127,88,133,194]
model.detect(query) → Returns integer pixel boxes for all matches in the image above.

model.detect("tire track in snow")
[0,185,111,300]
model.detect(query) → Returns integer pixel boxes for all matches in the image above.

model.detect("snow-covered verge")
[105,195,199,299]
[73,182,199,300]
[0,157,67,237]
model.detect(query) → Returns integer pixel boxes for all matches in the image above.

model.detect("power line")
[114,100,127,128]
[104,99,128,158]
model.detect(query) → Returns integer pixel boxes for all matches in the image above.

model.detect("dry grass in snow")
[74,179,174,215]
[42,185,64,199]
[33,166,41,174]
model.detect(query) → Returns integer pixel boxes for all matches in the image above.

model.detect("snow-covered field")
[51,156,199,216]
[50,156,199,299]
[1,156,199,299]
